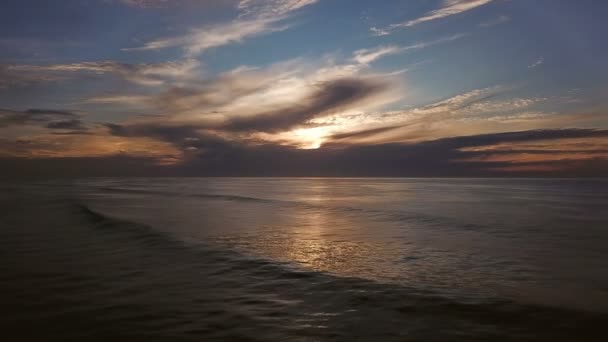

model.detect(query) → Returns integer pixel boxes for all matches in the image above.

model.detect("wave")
[76,203,188,250]
[76,203,608,313]
[94,186,481,231]
[1,199,605,341]
[98,186,284,204]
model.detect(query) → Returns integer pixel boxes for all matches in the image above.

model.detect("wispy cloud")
[118,0,171,8]
[372,0,494,36]
[75,53,403,152]
[237,0,319,17]
[79,35,468,149]
[351,46,405,65]
[115,0,229,9]
[407,0,495,27]
[352,33,468,65]
[0,108,87,131]
[479,14,510,27]
[125,0,318,56]
[9,59,201,86]
[113,71,393,132]
[0,65,67,89]
[123,17,285,56]
[313,85,583,146]
[528,57,544,69]
[84,95,152,106]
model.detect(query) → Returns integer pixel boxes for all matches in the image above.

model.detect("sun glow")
[292,126,332,149]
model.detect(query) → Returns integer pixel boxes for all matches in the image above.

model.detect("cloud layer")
[3,128,606,178]
[10,60,201,86]
[372,0,494,35]
[0,108,84,129]
[125,0,318,56]
[1,0,606,178]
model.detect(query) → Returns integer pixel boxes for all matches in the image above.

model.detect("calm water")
[1,178,607,341]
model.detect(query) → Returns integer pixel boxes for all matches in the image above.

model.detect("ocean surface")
[1,178,607,341]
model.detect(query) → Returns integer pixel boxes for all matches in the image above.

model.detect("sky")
[1,0,607,177]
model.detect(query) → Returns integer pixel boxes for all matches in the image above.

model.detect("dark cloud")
[4,128,606,179]
[105,122,205,143]
[331,126,608,147]
[104,77,390,148]
[51,131,95,136]
[329,125,407,141]
[465,148,608,155]
[220,78,388,133]
[153,81,269,112]
[24,109,77,117]
[0,108,81,128]
[0,155,169,179]
[168,129,608,177]
[45,119,87,130]
[150,65,329,114]
[104,122,234,151]
[488,158,608,175]
[431,128,608,148]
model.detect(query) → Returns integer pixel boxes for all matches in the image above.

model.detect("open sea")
[1,178,607,341]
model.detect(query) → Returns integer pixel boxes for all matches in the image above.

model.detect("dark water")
[1,178,607,341]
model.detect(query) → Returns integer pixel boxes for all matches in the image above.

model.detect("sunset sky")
[1,0,607,177]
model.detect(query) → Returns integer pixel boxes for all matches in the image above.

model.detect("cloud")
[84,95,152,106]
[238,0,319,17]
[352,46,404,65]
[351,34,467,64]
[103,76,390,149]
[91,54,400,140]
[0,108,82,128]
[114,0,236,9]
[98,73,570,153]
[405,0,495,27]
[84,51,405,152]
[369,27,392,37]
[3,129,606,178]
[324,86,506,131]
[118,0,171,7]
[125,0,318,56]
[461,111,551,123]
[528,57,544,69]
[45,119,88,130]
[93,72,607,174]
[104,122,219,145]
[106,35,458,133]
[372,0,494,35]
[433,128,608,149]
[219,77,388,132]
[454,130,608,172]
[308,85,596,148]
[94,69,597,154]
[328,125,407,142]
[6,6,478,152]
[124,17,285,56]
[0,155,173,178]
[144,59,307,114]
[0,65,66,89]
[10,59,201,86]
[0,127,181,161]
[479,15,510,28]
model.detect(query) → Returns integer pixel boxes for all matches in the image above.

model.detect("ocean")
[1,178,607,341]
